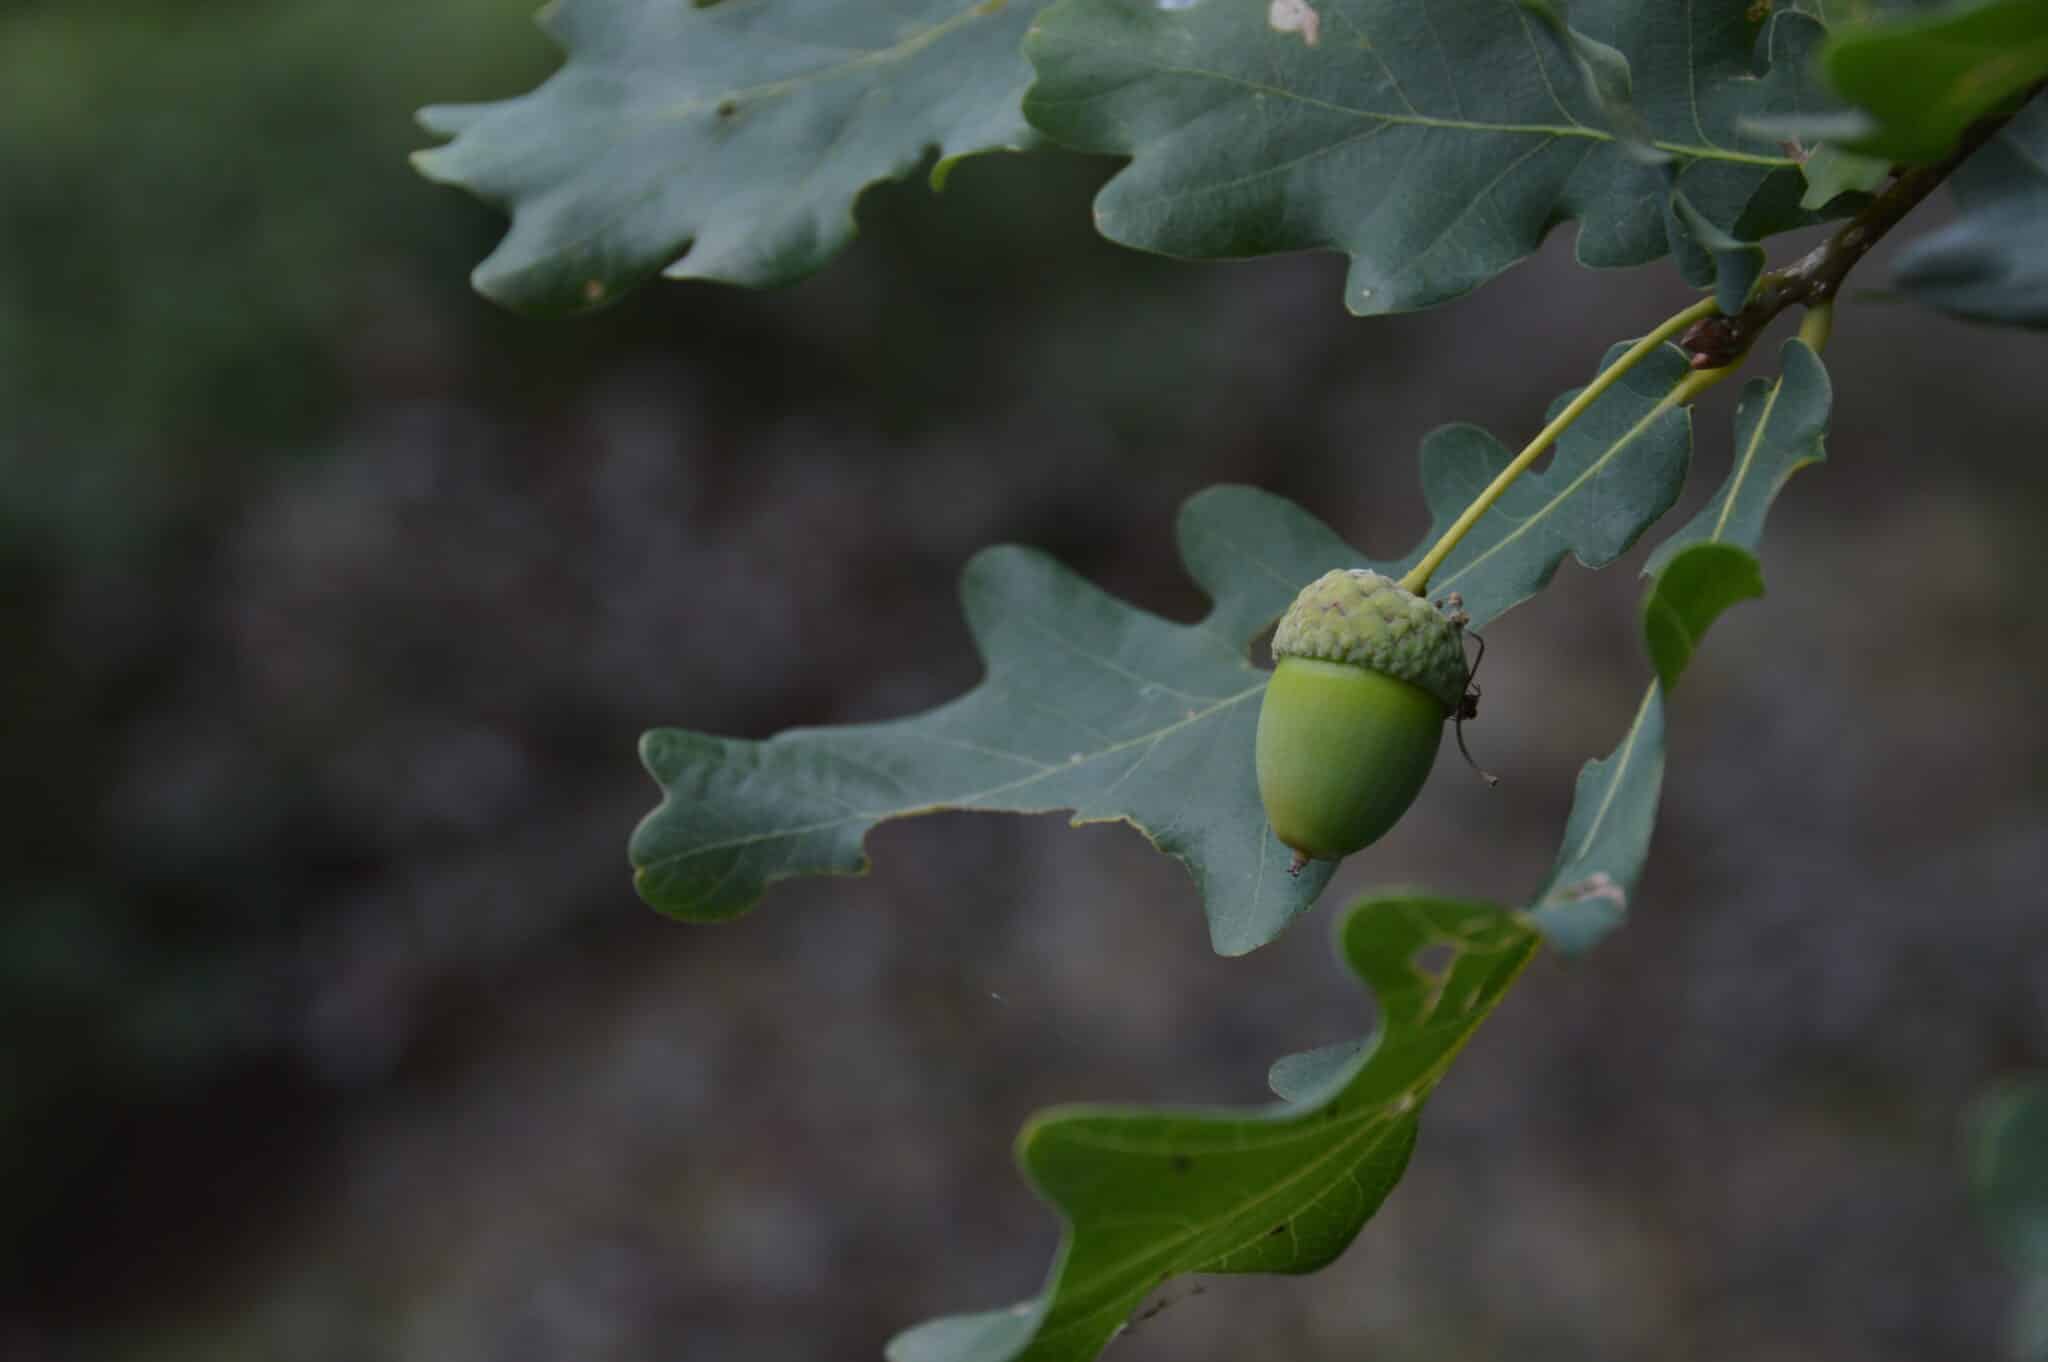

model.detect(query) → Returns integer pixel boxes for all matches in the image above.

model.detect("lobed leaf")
[1533,337,1832,952]
[414,0,1046,314]
[1524,683,1666,951]
[1670,191,1768,315]
[1022,0,1826,316]
[1894,97,2048,329]
[887,893,1541,1362]
[1816,0,2048,165]
[1641,543,1765,693]
[1516,0,1659,158]
[633,487,1351,957]
[631,338,1705,954]
[1419,342,1696,624]
[881,341,1837,1355]
[1647,336,1832,576]
[1798,142,1892,210]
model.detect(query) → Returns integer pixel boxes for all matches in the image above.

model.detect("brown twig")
[1679,100,2031,370]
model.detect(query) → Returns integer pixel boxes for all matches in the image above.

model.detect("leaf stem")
[1796,300,1834,354]
[1399,298,1719,596]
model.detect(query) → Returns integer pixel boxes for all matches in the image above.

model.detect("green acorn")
[1256,569,1471,874]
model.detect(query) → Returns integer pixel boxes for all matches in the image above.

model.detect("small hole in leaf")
[1413,943,1454,976]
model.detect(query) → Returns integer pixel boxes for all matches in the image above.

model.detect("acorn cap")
[1270,569,1467,713]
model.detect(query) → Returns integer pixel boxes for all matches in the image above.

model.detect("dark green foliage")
[1533,337,1832,952]
[632,339,1701,953]
[889,893,1540,1362]
[415,0,1047,312]
[1895,100,2048,328]
[1817,0,2048,163]
[1023,0,1826,316]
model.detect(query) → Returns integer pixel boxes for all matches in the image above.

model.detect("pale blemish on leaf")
[1548,871,1627,913]
[1267,0,1320,46]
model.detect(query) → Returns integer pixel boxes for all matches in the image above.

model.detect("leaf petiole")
[1797,300,1835,354]
[1399,297,1722,596]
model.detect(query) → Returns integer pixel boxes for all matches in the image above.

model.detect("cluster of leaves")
[418,0,2047,1356]
[419,0,2048,323]
[628,326,1827,1358]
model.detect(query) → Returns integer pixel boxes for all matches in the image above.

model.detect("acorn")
[1255,569,1472,874]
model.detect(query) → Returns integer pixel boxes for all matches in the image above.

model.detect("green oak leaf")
[414,0,1045,314]
[1648,336,1833,573]
[1641,543,1765,693]
[1525,684,1667,951]
[631,338,1703,953]
[1417,341,1695,624]
[1022,0,1820,316]
[1516,0,1661,158]
[1265,1037,1365,1104]
[1533,336,1833,952]
[882,340,1834,1348]
[887,893,1540,1362]
[1543,5,1834,297]
[1894,97,2048,328]
[1819,0,2048,165]
[1968,1079,2048,1360]
[1798,142,1892,209]
[632,486,1352,957]
[1637,11,1841,280]
[1670,191,1767,313]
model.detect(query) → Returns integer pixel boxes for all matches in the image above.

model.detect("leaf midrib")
[1027,932,1537,1350]
[1031,1103,1404,1347]
[1436,384,1684,601]
[1037,52,1795,170]
[1709,369,1786,542]
[639,678,1266,873]
[1557,681,1657,874]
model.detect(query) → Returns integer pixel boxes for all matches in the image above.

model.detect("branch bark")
[1679,100,2032,369]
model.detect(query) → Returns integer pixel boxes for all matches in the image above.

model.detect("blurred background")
[5,2,2046,1359]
